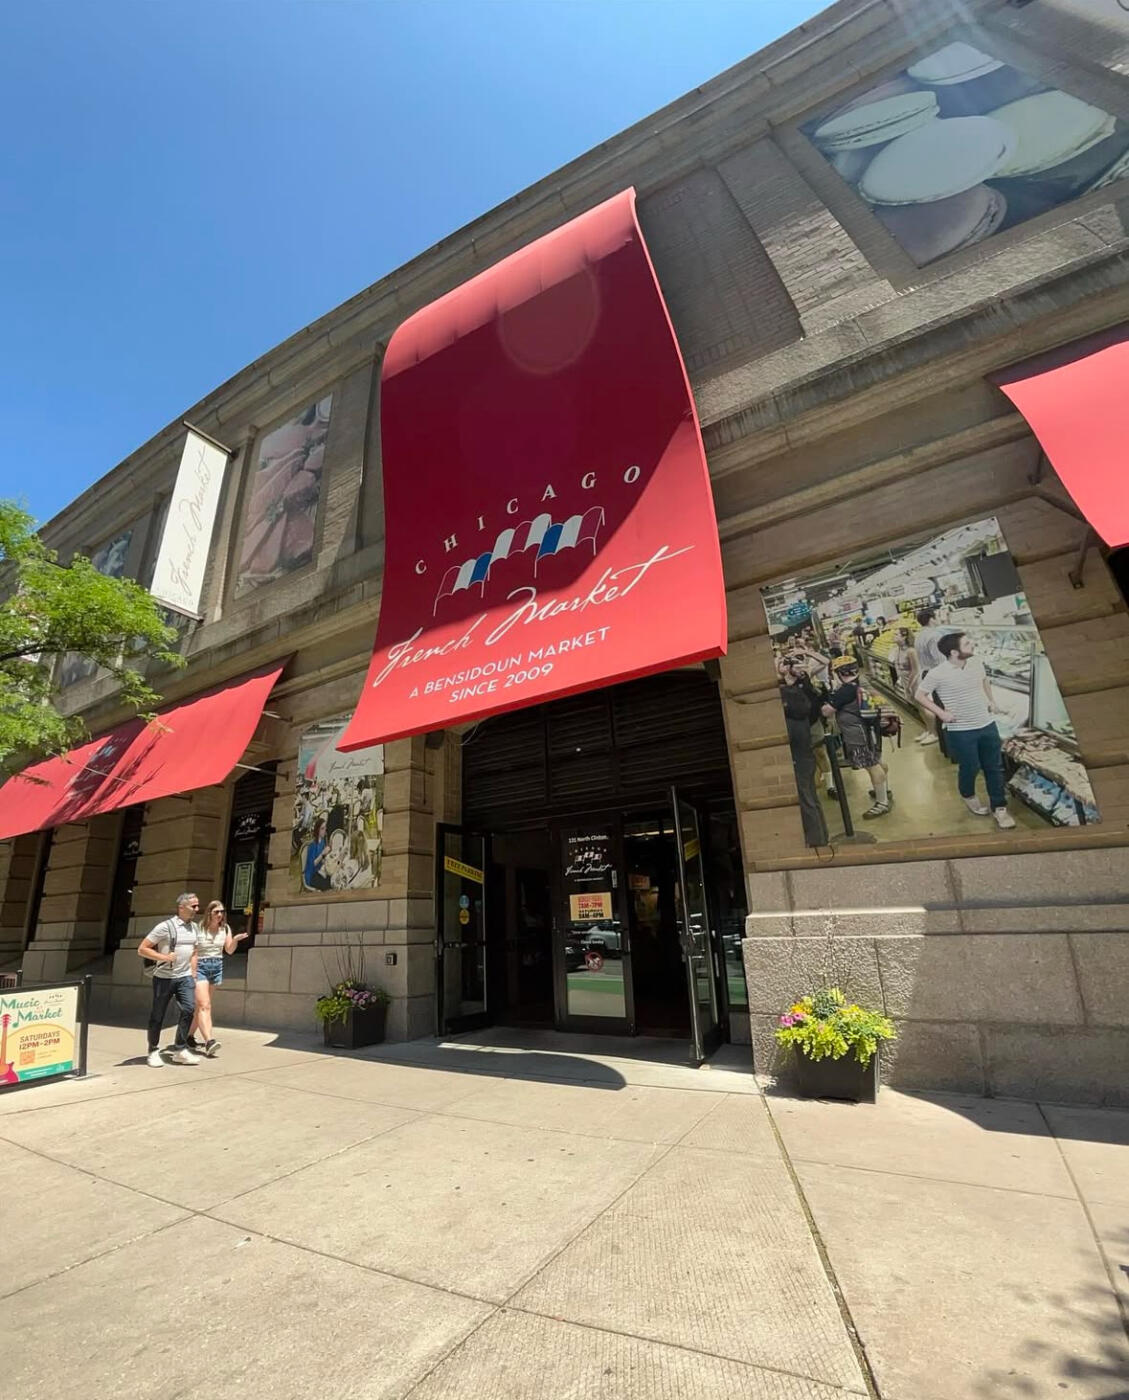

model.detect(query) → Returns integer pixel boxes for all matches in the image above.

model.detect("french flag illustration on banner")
[338,188,727,752]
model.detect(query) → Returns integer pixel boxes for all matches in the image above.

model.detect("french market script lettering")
[373,545,693,698]
[165,437,216,607]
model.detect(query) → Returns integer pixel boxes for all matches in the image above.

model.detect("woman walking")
[188,901,249,1058]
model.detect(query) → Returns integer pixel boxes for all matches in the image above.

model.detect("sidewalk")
[2,1023,1127,1399]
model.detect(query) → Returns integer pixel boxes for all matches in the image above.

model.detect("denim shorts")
[196,958,223,986]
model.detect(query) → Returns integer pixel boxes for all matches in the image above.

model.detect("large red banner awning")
[996,325,1129,548]
[0,661,284,841]
[339,188,726,751]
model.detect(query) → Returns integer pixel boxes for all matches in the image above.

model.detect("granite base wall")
[742,848,1129,1106]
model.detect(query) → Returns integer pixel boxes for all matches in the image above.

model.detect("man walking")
[138,893,201,1066]
[915,634,1017,830]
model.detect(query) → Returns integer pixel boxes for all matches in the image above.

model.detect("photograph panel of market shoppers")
[777,652,830,846]
[822,654,891,820]
[138,892,200,1066]
[916,632,1017,829]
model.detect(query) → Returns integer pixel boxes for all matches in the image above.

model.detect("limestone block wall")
[0,834,40,967]
[21,816,120,982]
[106,787,228,1025]
[741,849,1129,1107]
[721,421,1129,1103]
[233,665,455,1040]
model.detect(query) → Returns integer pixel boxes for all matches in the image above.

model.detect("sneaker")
[917,733,939,746]
[964,798,990,816]
[994,808,1017,830]
[204,1039,220,1058]
[863,801,891,819]
[826,787,838,799]
[171,1048,200,1065]
[147,1050,164,1068]
[186,1035,200,1051]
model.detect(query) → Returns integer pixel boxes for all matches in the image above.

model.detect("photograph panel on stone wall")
[58,528,134,688]
[801,37,1129,266]
[236,394,332,594]
[761,516,1100,848]
[292,716,383,894]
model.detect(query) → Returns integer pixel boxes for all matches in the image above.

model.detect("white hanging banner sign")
[150,428,229,618]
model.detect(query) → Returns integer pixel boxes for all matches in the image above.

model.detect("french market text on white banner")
[150,429,229,617]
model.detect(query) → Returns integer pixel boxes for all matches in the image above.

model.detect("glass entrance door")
[556,823,632,1032]
[436,826,489,1033]
[671,788,723,1063]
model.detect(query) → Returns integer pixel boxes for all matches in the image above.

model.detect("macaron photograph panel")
[802,38,1129,266]
[235,394,334,595]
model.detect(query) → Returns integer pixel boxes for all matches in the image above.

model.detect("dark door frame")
[435,824,491,1035]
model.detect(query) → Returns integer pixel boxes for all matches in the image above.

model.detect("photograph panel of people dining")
[291,716,384,894]
[761,516,1100,847]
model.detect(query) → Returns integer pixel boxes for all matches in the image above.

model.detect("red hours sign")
[338,188,726,751]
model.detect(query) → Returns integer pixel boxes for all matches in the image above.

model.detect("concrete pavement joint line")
[203,1112,426,1213]
[761,1098,882,1400]
[785,1153,1080,1204]
[0,1202,194,1305]
[237,1072,723,1150]
[0,1068,215,1118]
[198,1208,503,1309]
[306,1044,755,1095]
[461,1091,871,1396]
[400,1307,505,1399]
[1037,1101,1129,1343]
[0,1130,214,1216]
[485,1303,872,1398]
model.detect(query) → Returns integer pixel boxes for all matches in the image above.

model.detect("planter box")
[322,1003,388,1050]
[794,1049,879,1103]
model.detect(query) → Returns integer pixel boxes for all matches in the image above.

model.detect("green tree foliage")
[0,501,183,773]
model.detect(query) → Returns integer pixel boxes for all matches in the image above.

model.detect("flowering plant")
[774,987,896,1066]
[315,979,390,1025]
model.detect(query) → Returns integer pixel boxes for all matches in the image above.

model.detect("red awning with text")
[996,326,1129,548]
[0,661,284,841]
[338,188,727,751]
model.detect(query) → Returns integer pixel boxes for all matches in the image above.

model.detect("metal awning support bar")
[1069,526,1097,590]
[181,420,235,457]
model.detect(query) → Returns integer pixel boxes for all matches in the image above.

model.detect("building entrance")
[434,670,744,1062]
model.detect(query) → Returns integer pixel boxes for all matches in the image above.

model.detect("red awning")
[996,325,1129,548]
[338,188,726,752]
[0,661,284,841]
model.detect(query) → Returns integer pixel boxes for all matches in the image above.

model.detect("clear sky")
[0,0,819,527]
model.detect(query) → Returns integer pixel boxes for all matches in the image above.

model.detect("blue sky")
[0,0,818,526]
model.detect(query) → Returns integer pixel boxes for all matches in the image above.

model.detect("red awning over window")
[996,326,1129,548]
[0,661,285,841]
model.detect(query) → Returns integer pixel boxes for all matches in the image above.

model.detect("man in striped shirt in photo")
[915,632,1018,830]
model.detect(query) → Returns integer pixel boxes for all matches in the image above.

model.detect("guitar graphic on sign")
[0,1013,19,1085]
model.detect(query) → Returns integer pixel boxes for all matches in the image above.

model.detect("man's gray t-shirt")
[148,917,198,979]
[915,626,944,673]
[919,658,993,731]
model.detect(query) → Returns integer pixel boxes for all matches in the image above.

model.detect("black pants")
[148,975,196,1052]
[787,717,829,848]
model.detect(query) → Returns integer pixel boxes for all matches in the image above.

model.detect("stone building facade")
[3,0,1129,1101]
